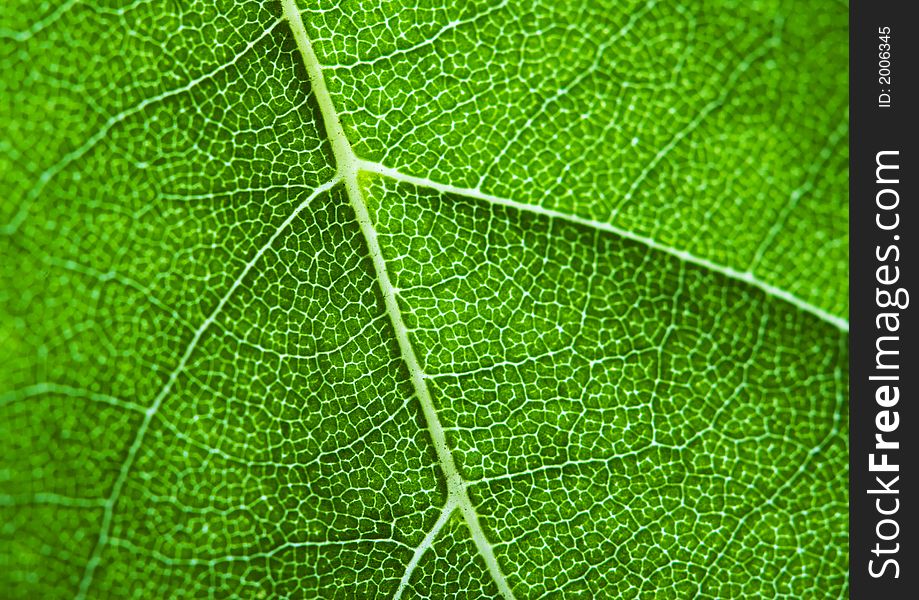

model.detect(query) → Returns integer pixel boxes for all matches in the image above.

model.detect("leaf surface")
[0,0,847,598]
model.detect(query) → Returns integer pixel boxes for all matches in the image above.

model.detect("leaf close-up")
[1,0,847,598]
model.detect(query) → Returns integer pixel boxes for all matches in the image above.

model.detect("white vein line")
[0,0,79,41]
[282,3,516,598]
[2,18,284,236]
[0,382,146,413]
[107,536,414,568]
[476,0,657,188]
[748,119,848,273]
[73,176,339,600]
[356,159,849,333]
[695,390,845,594]
[394,499,458,600]
[0,492,108,509]
[321,1,509,71]
[611,19,781,219]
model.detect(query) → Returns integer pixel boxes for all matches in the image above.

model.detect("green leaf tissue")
[0,0,848,597]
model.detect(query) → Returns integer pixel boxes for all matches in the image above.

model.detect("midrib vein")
[281,3,516,599]
[284,1,845,595]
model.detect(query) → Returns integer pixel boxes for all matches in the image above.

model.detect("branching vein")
[282,2,516,598]
[356,160,849,333]
[73,177,340,600]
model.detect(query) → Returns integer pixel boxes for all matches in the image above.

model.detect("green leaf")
[1,0,847,598]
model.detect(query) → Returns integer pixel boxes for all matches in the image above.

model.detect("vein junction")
[281,0,849,594]
[356,161,849,333]
[282,1,516,598]
[275,6,846,336]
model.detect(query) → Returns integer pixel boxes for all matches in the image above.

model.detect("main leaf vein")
[282,2,516,597]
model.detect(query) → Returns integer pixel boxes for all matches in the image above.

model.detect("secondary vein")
[357,159,849,333]
[73,177,340,600]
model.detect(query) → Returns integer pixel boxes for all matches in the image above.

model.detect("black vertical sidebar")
[851,1,916,598]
